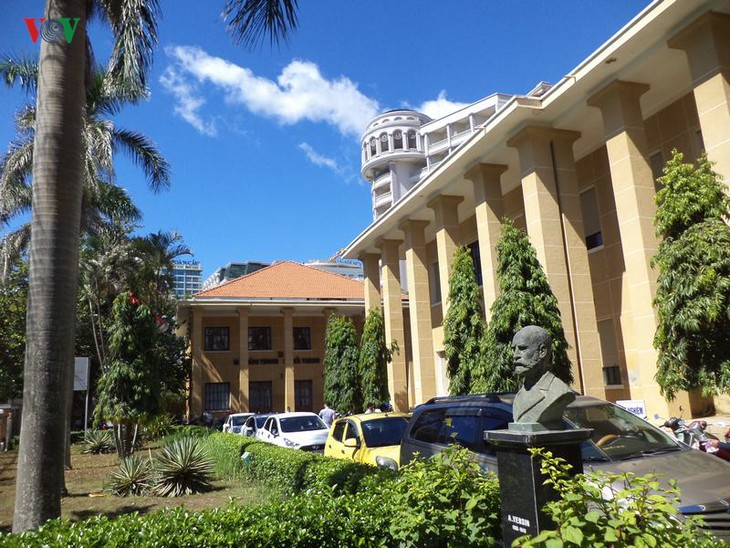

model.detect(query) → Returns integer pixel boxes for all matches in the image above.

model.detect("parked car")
[222,412,254,434]
[400,393,730,541]
[241,413,276,437]
[256,412,329,452]
[325,412,410,469]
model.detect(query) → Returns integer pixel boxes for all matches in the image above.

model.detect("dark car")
[400,393,730,541]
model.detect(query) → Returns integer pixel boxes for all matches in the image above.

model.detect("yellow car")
[324,412,411,470]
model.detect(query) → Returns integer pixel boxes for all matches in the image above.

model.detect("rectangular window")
[205,382,230,411]
[429,262,442,305]
[248,326,272,351]
[249,381,273,413]
[467,241,483,286]
[579,187,603,250]
[293,327,312,350]
[598,318,622,387]
[295,380,313,412]
[204,327,230,352]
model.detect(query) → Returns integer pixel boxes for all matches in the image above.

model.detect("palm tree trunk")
[13,0,87,533]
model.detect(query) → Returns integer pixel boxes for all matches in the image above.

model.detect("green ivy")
[358,307,395,407]
[323,315,362,414]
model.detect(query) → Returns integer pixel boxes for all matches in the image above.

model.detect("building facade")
[170,260,203,299]
[201,261,269,291]
[344,0,730,419]
[179,262,368,418]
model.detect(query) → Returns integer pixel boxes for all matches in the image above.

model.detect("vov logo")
[24,18,81,44]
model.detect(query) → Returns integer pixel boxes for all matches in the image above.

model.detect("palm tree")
[222,0,300,48]
[0,56,170,280]
[11,0,161,532]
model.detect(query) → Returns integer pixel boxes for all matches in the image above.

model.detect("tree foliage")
[0,257,27,401]
[443,245,487,395]
[95,292,163,458]
[358,307,393,407]
[323,315,361,414]
[481,219,573,393]
[653,151,730,399]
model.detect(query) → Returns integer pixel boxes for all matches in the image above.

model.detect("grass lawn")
[0,444,274,533]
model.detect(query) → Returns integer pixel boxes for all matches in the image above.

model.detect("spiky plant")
[107,455,153,496]
[152,437,213,497]
[81,429,115,454]
[143,414,174,441]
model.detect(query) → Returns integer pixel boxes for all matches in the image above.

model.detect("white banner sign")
[74,357,90,391]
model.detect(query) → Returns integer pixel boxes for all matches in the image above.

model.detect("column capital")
[236,308,250,319]
[463,162,508,183]
[668,11,730,85]
[376,237,403,250]
[507,125,581,149]
[426,194,464,211]
[281,307,295,317]
[398,219,430,233]
[587,80,650,109]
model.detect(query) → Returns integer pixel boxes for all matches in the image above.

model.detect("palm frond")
[222,0,299,49]
[94,0,161,90]
[112,129,171,193]
[1,226,31,282]
[0,139,34,225]
[0,54,38,95]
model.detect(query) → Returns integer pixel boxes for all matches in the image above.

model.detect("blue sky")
[1,1,649,279]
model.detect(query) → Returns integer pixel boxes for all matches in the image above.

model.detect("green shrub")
[199,432,249,479]
[107,455,154,496]
[159,425,212,447]
[383,446,501,546]
[143,414,174,441]
[153,437,213,497]
[516,448,722,547]
[81,429,115,454]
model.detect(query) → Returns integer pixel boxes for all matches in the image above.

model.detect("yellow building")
[179,261,367,418]
[343,0,730,419]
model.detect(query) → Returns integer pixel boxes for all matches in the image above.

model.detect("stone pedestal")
[484,427,592,546]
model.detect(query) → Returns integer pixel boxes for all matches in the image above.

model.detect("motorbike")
[657,415,730,462]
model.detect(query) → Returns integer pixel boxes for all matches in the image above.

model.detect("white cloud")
[163,46,380,137]
[414,91,469,119]
[159,66,218,137]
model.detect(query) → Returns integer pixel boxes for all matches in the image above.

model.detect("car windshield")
[255,416,269,428]
[231,416,248,426]
[361,416,409,447]
[280,415,328,433]
[563,402,681,461]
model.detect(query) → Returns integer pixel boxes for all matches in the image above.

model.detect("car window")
[280,415,328,433]
[563,403,680,461]
[244,417,254,428]
[232,416,247,426]
[361,417,409,448]
[255,416,268,428]
[411,407,510,453]
[345,421,360,441]
[331,420,347,443]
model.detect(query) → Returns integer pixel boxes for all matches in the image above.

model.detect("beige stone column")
[190,308,204,417]
[668,12,730,185]
[400,220,436,404]
[283,308,295,411]
[464,163,507,316]
[427,195,463,319]
[237,308,250,412]
[360,252,381,313]
[587,80,680,416]
[507,126,585,392]
[379,239,408,411]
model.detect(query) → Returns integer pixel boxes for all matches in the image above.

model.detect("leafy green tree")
[95,292,162,459]
[323,315,361,414]
[653,151,730,399]
[443,246,487,395]
[0,257,27,402]
[358,307,394,407]
[480,219,573,393]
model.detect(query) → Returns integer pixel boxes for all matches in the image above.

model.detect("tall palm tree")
[0,56,170,280]
[12,0,161,532]
[222,0,300,48]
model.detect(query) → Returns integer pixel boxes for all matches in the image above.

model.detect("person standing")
[319,403,336,426]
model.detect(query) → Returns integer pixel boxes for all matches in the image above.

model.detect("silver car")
[400,394,730,541]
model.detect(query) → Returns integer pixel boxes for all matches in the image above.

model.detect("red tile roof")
[194,261,364,301]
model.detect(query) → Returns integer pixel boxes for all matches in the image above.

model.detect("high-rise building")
[170,260,203,299]
[201,261,269,290]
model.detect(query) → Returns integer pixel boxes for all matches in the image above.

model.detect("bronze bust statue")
[511,325,574,430]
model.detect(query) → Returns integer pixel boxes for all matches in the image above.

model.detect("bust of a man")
[511,325,574,430]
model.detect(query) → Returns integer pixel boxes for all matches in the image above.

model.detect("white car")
[256,412,329,452]
[222,412,254,434]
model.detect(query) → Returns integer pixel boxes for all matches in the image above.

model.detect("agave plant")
[152,437,213,497]
[107,455,153,496]
[81,429,115,454]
